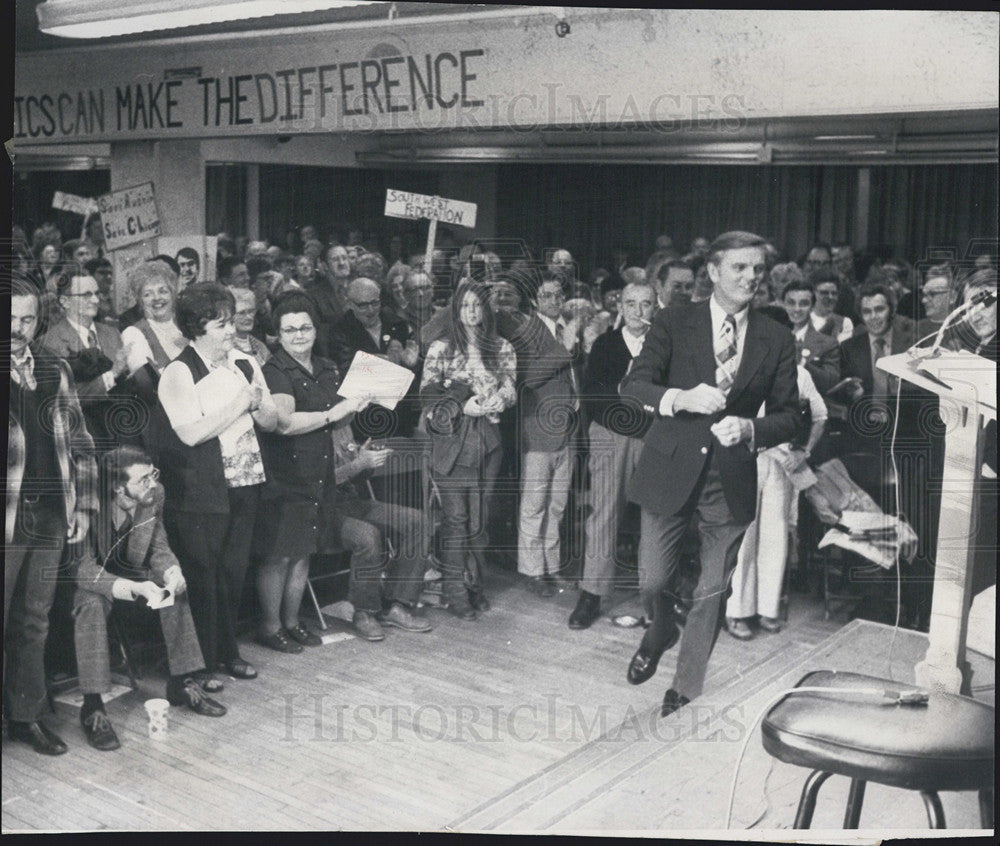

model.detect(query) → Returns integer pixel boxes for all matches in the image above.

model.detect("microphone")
[909,287,997,361]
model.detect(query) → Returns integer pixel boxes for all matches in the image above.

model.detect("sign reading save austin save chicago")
[97,182,161,252]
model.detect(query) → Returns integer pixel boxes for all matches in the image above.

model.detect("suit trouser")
[434,450,502,602]
[4,498,68,722]
[72,588,204,693]
[727,451,792,620]
[638,464,749,701]
[581,422,644,597]
[518,446,573,577]
[165,485,259,669]
[328,495,428,612]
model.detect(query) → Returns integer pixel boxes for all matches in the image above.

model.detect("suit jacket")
[76,484,179,600]
[621,301,799,523]
[582,327,653,439]
[838,319,917,398]
[7,348,99,543]
[796,324,840,395]
[41,317,124,399]
[498,311,581,453]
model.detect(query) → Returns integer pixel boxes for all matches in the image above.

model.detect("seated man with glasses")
[42,265,130,449]
[73,446,228,751]
[329,277,420,438]
[916,264,958,340]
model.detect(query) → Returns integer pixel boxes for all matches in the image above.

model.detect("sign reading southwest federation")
[384,190,477,228]
[97,182,161,252]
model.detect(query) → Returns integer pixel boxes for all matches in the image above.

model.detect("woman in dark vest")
[420,282,517,620]
[255,293,372,653]
[157,282,279,684]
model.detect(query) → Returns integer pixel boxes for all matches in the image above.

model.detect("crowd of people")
[6,215,997,751]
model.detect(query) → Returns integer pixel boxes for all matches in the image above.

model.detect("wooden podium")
[878,350,997,694]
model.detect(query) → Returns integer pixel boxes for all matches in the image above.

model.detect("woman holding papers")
[157,283,279,684]
[421,282,517,620]
[255,293,373,653]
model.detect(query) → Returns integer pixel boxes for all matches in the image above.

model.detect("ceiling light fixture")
[36,0,380,40]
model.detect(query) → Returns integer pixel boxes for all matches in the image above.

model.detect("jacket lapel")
[728,310,771,401]
[686,303,716,386]
[126,500,156,567]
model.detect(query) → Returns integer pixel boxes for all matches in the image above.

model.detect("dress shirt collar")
[10,346,35,385]
[793,324,809,342]
[708,295,749,336]
[66,315,97,346]
[537,312,561,338]
[621,325,646,358]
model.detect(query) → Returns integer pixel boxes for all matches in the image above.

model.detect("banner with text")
[384,190,477,228]
[98,182,160,252]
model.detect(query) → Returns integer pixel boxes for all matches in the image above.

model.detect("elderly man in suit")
[620,231,799,717]
[42,266,129,449]
[500,275,583,597]
[73,446,227,751]
[569,281,657,628]
[7,280,99,755]
[781,278,840,394]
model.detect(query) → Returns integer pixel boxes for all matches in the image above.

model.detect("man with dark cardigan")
[620,231,799,718]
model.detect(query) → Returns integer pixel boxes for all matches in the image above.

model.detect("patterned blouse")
[421,337,517,423]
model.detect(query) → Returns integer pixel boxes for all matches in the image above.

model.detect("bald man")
[329,277,419,436]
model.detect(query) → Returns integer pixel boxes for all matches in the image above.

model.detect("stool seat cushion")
[762,670,994,792]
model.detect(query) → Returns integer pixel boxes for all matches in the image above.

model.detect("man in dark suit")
[329,277,420,438]
[781,278,840,394]
[499,276,583,597]
[620,231,799,717]
[569,281,657,628]
[73,446,227,751]
[42,267,129,450]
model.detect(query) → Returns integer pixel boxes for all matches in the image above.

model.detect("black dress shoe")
[527,576,555,598]
[167,678,228,717]
[468,587,491,612]
[8,720,68,755]
[81,710,121,751]
[627,647,662,685]
[568,591,601,630]
[220,658,257,679]
[660,688,691,718]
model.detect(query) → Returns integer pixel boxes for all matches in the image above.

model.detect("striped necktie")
[715,315,739,395]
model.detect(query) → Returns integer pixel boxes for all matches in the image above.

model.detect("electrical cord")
[724,680,929,829]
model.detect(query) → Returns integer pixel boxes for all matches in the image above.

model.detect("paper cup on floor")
[144,698,169,741]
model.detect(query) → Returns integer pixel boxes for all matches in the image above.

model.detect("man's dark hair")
[782,278,816,303]
[809,268,841,290]
[150,254,181,276]
[246,256,271,282]
[176,246,200,266]
[175,282,236,340]
[217,255,247,282]
[858,282,896,315]
[11,272,42,306]
[272,291,320,331]
[102,445,154,492]
[85,257,112,275]
[758,304,793,330]
[657,258,693,284]
[707,231,767,265]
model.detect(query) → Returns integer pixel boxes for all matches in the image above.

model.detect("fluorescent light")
[813,134,879,141]
[37,0,379,39]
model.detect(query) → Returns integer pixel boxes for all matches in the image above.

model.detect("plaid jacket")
[7,348,99,543]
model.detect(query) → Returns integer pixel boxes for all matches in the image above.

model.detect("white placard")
[384,189,477,228]
[52,191,99,216]
[337,350,415,411]
[97,182,160,251]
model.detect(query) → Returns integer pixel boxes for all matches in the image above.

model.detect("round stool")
[762,670,994,829]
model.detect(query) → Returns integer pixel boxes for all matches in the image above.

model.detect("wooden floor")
[1,571,993,834]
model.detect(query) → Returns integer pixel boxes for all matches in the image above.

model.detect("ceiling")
[14,1,516,51]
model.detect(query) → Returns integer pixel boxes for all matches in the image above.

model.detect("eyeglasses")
[921,289,950,298]
[350,299,381,310]
[133,467,160,488]
[538,290,565,300]
[815,288,839,298]
[65,290,100,299]
[280,325,315,335]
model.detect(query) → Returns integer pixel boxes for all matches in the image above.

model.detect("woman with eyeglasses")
[420,282,517,619]
[256,292,372,652]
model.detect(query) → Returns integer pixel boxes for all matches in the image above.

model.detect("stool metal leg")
[305,580,328,631]
[843,778,866,829]
[978,789,994,829]
[794,770,833,829]
[919,791,946,829]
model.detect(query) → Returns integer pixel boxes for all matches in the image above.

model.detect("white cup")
[144,698,170,741]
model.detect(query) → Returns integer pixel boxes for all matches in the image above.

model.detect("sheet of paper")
[337,350,415,411]
[147,587,174,609]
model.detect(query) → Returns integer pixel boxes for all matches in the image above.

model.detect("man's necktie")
[715,315,739,395]
[87,328,99,349]
[872,337,889,397]
[12,358,37,391]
